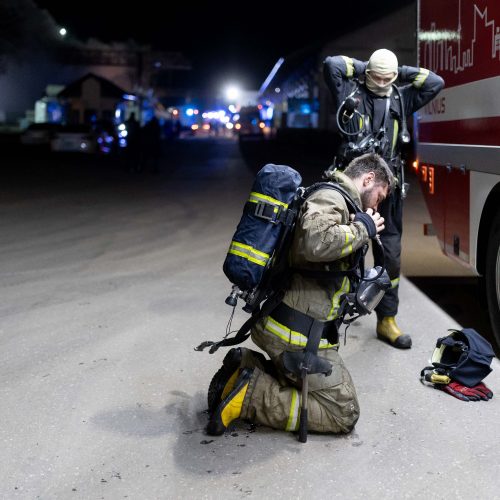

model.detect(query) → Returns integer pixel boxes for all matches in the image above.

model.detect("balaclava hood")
[365,49,398,97]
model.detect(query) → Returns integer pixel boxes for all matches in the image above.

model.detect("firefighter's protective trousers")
[238,321,360,433]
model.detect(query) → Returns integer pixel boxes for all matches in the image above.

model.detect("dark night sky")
[34,0,414,90]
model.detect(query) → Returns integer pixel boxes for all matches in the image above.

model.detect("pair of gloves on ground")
[438,381,493,402]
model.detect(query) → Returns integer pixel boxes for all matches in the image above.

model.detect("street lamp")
[59,27,67,37]
[225,85,241,102]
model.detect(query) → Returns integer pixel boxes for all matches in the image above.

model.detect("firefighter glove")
[439,381,493,402]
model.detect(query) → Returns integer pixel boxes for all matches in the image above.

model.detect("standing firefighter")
[323,49,444,349]
[205,153,394,436]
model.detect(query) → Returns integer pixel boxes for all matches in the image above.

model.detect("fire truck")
[416,0,500,346]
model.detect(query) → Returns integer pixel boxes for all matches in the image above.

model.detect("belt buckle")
[255,202,279,224]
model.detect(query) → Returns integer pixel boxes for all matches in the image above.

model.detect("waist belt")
[269,302,339,346]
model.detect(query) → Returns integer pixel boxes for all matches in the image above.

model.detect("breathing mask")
[340,265,391,320]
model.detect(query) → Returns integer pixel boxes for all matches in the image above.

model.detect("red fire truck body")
[416,0,500,344]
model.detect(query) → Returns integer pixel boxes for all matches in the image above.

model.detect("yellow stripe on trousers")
[285,388,300,431]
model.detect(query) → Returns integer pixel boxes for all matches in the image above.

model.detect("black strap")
[303,182,361,215]
[271,302,339,345]
[393,84,408,142]
[244,202,296,226]
[194,289,286,353]
[292,247,364,281]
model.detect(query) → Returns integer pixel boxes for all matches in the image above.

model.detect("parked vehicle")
[235,106,265,143]
[416,0,500,347]
[20,123,62,147]
[51,124,97,154]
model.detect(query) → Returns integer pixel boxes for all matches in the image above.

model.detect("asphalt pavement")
[0,137,498,499]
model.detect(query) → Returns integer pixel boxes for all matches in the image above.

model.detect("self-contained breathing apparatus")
[195,164,391,355]
[330,80,410,199]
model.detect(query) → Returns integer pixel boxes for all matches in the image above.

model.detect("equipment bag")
[422,328,494,387]
[223,163,302,291]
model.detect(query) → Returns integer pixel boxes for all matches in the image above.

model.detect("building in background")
[56,73,125,124]
[0,0,192,127]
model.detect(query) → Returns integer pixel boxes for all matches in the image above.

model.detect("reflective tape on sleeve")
[413,68,429,88]
[340,228,354,257]
[391,277,400,289]
[341,56,354,78]
[228,241,270,267]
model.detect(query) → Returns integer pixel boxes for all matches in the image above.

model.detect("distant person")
[173,119,181,139]
[141,116,162,173]
[210,120,219,136]
[125,112,141,172]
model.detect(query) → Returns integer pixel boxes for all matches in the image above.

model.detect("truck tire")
[485,210,500,348]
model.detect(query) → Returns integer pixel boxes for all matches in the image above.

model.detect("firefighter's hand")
[352,209,385,238]
[365,208,385,234]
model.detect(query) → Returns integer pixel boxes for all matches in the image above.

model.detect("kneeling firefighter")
[198,153,395,440]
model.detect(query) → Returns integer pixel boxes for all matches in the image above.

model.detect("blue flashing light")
[186,108,194,116]
[123,94,137,101]
[300,104,311,114]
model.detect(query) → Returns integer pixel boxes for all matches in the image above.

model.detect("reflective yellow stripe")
[392,120,399,155]
[391,277,400,289]
[230,241,269,258]
[285,389,300,431]
[341,56,354,78]
[340,228,354,257]
[265,316,338,349]
[413,68,429,88]
[327,276,351,320]
[228,241,270,267]
[248,191,288,209]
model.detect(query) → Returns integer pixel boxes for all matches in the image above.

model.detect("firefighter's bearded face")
[359,176,389,212]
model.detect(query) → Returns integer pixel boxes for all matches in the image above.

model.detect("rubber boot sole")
[206,368,252,436]
[376,333,412,349]
[207,348,243,414]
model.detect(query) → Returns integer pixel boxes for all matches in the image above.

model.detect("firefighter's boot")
[376,316,412,349]
[206,368,252,436]
[207,348,243,414]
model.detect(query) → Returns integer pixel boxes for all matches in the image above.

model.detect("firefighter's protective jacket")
[245,171,364,432]
[323,56,444,160]
[281,170,370,324]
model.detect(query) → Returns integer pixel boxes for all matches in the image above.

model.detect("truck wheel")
[485,211,500,348]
